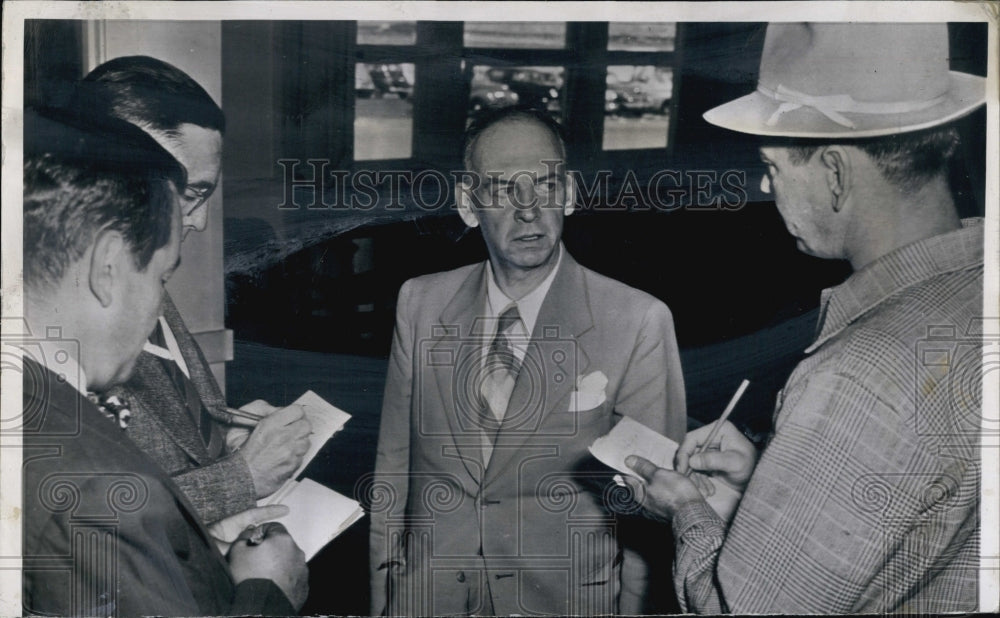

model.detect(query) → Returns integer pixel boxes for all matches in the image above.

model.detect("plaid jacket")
[673,219,983,613]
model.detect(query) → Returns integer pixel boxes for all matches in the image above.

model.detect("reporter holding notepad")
[77,56,312,523]
[625,23,983,614]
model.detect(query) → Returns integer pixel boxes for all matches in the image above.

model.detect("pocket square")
[568,371,608,412]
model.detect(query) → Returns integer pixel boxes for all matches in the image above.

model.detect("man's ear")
[89,228,126,308]
[820,146,851,212]
[455,180,480,228]
[563,172,577,216]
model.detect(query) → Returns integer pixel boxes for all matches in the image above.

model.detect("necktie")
[150,322,218,452]
[479,304,521,457]
[87,392,131,430]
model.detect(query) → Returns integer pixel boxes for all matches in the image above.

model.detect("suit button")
[456,571,466,583]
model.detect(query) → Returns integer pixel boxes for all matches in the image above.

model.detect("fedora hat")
[703,23,986,138]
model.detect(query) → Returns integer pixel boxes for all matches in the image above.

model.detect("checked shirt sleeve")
[671,499,728,613]
[673,367,977,613]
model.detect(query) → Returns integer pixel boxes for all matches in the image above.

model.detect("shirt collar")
[486,243,564,336]
[142,316,190,378]
[807,218,984,353]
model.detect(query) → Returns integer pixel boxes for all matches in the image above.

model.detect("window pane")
[464,22,566,49]
[357,21,417,45]
[354,63,414,160]
[468,65,565,124]
[603,66,673,150]
[608,23,676,52]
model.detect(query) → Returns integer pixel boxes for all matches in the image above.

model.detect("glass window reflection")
[464,22,566,49]
[355,62,415,160]
[603,66,673,150]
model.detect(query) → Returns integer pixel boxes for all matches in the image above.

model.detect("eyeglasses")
[180,184,216,215]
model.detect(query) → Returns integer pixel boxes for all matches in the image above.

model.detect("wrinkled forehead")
[469,117,566,180]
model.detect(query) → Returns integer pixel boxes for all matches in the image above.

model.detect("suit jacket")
[21,361,294,616]
[108,293,256,523]
[370,251,686,616]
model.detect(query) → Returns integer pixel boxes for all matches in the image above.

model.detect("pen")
[245,524,267,546]
[228,408,264,424]
[685,379,749,476]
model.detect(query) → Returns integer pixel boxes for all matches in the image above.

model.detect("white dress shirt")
[142,316,190,378]
[484,244,564,363]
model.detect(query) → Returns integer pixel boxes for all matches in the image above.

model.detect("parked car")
[639,73,674,114]
[358,63,413,99]
[356,66,376,99]
[469,68,520,113]
[605,76,652,116]
[487,67,562,112]
[605,67,673,115]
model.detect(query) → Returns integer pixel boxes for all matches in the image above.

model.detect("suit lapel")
[161,294,227,419]
[486,253,593,481]
[433,262,493,484]
[28,361,229,573]
[129,352,211,464]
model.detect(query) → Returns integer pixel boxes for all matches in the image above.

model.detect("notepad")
[259,390,351,507]
[289,390,352,480]
[269,478,365,561]
[589,416,742,520]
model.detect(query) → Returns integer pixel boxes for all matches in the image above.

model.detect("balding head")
[463,106,566,173]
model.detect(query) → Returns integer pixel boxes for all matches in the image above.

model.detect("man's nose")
[515,204,540,222]
[512,177,539,220]
[183,201,210,233]
[760,174,772,194]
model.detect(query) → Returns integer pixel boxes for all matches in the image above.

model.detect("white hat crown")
[704,23,986,138]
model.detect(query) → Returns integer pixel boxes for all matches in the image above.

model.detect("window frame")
[349,21,684,174]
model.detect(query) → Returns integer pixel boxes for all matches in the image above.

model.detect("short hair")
[779,125,960,191]
[76,55,225,137]
[463,105,567,171]
[23,107,185,290]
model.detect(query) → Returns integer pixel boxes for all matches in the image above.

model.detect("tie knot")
[497,304,521,334]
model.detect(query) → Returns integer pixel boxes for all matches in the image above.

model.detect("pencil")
[228,407,264,424]
[685,379,750,475]
[245,524,267,546]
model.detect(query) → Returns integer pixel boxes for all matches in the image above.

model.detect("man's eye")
[536,181,556,195]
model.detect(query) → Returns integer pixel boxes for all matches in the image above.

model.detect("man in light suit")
[370,107,687,616]
[20,108,308,615]
[75,56,310,523]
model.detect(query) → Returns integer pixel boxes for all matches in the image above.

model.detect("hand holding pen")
[624,380,753,521]
[675,380,758,492]
[231,403,312,499]
[243,522,276,546]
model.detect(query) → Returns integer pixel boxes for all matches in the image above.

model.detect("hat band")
[759,84,949,129]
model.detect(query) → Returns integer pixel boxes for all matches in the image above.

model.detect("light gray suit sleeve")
[614,299,687,614]
[370,279,416,616]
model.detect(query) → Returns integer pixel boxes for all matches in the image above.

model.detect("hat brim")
[703,71,986,139]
